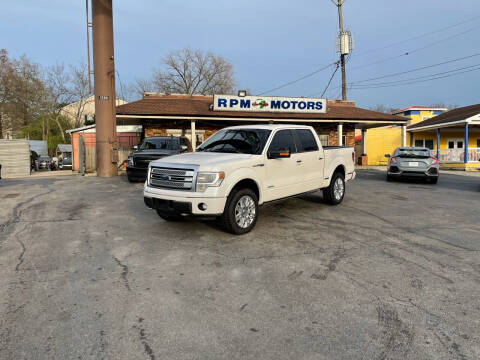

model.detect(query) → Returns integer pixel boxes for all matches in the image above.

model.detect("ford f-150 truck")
[144,125,355,234]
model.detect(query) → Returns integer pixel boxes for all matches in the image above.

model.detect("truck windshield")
[139,138,179,150]
[197,129,271,154]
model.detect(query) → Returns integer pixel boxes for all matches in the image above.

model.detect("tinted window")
[397,149,430,158]
[196,129,271,155]
[414,140,423,147]
[295,129,319,152]
[140,138,179,150]
[268,130,296,154]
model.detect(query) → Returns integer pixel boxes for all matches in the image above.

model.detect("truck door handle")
[318,157,323,160]
[296,160,302,163]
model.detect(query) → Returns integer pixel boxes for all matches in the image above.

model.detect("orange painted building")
[68,125,140,171]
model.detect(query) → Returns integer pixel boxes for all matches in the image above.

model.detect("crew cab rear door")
[292,129,325,190]
[263,129,300,201]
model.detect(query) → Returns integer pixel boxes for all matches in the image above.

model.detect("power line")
[348,24,480,72]
[353,14,480,57]
[258,62,336,95]
[350,65,480,90]
[342,52,480,86]
[321,62,340,97]
[351,63,480,88]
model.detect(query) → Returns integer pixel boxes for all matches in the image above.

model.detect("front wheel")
[221,188,258,235]
[323,172,345,205]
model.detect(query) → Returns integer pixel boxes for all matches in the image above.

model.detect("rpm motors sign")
[213,95,327,114]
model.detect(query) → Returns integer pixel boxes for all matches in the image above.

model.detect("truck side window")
[294,129,319,152]
[268,130,297,154]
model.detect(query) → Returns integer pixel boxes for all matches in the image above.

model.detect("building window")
[318,134,329,147]
[415,139,434,149]
[477,139,480,148]
[342,135,346,146]
[447,139,464,149]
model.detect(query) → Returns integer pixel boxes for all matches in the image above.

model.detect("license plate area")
[408,162,419,167]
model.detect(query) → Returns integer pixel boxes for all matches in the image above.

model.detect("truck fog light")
[198,203,208,211]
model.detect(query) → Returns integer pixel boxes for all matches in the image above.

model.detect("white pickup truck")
[144,124,356,234]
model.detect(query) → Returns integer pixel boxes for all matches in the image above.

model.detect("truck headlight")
[127,156,134,166]
[196,172,225,192]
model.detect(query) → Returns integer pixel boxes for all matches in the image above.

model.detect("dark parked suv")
[126,136,190,182]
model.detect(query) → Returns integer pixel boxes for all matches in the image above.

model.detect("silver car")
[385,147,439,184]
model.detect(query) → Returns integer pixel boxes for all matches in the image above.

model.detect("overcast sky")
[1,0,479,109]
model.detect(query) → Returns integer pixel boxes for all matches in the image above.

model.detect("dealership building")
[115,93,407,156]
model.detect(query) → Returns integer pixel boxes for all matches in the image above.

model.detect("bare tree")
[45,64,75,142]
[69,63,92,128]
[141,48,235,96]
[369,104,395,114]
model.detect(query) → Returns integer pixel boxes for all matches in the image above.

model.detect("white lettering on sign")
[213,95,327,114]
[98,95,110,100]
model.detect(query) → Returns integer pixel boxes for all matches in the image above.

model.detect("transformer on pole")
[92,0,118,177]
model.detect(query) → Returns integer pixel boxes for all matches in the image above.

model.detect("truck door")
[293,129,324,190]
[264,129,300,201]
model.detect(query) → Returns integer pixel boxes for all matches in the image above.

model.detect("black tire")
[323,172,345,205]
[221,188,258,235]
[127,176,135,183]
[156,209,182,221]
[386,174,393,182]
[429,177,438,184]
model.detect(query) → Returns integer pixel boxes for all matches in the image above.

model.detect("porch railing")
[436,148,480,163]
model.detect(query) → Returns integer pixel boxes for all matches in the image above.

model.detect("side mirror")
[180,145,188,152]
[384,154,391,158]
[133,145,138,151]
[268,149,291,159]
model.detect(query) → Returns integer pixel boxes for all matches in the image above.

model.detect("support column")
[362,128,367,155]
[337,123,343,146]
[191,120,196,151]
[401,125,407,147]
[464,123,469,163]
[410,132,414,147]
[436,128,440,159]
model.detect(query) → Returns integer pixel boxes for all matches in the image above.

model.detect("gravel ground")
[0,170,479,360]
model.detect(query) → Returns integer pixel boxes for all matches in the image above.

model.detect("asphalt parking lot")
[1,170,479,360]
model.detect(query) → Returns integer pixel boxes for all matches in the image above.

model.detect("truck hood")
[133,149,177,157]
[150,151,252,167]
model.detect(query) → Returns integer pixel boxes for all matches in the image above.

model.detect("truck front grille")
[149,167,194,191]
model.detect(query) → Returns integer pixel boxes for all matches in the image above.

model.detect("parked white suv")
[144,124,356,234]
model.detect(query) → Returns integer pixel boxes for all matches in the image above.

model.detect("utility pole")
[332,0,353,101]
[92,0,118,177]
[85,0,93,94]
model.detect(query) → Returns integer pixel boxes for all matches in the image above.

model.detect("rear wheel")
[429,177,438,184]
[323,172,345,205]
[221,188,258,235]
[386,174,393,182]
[156,209,182,221]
